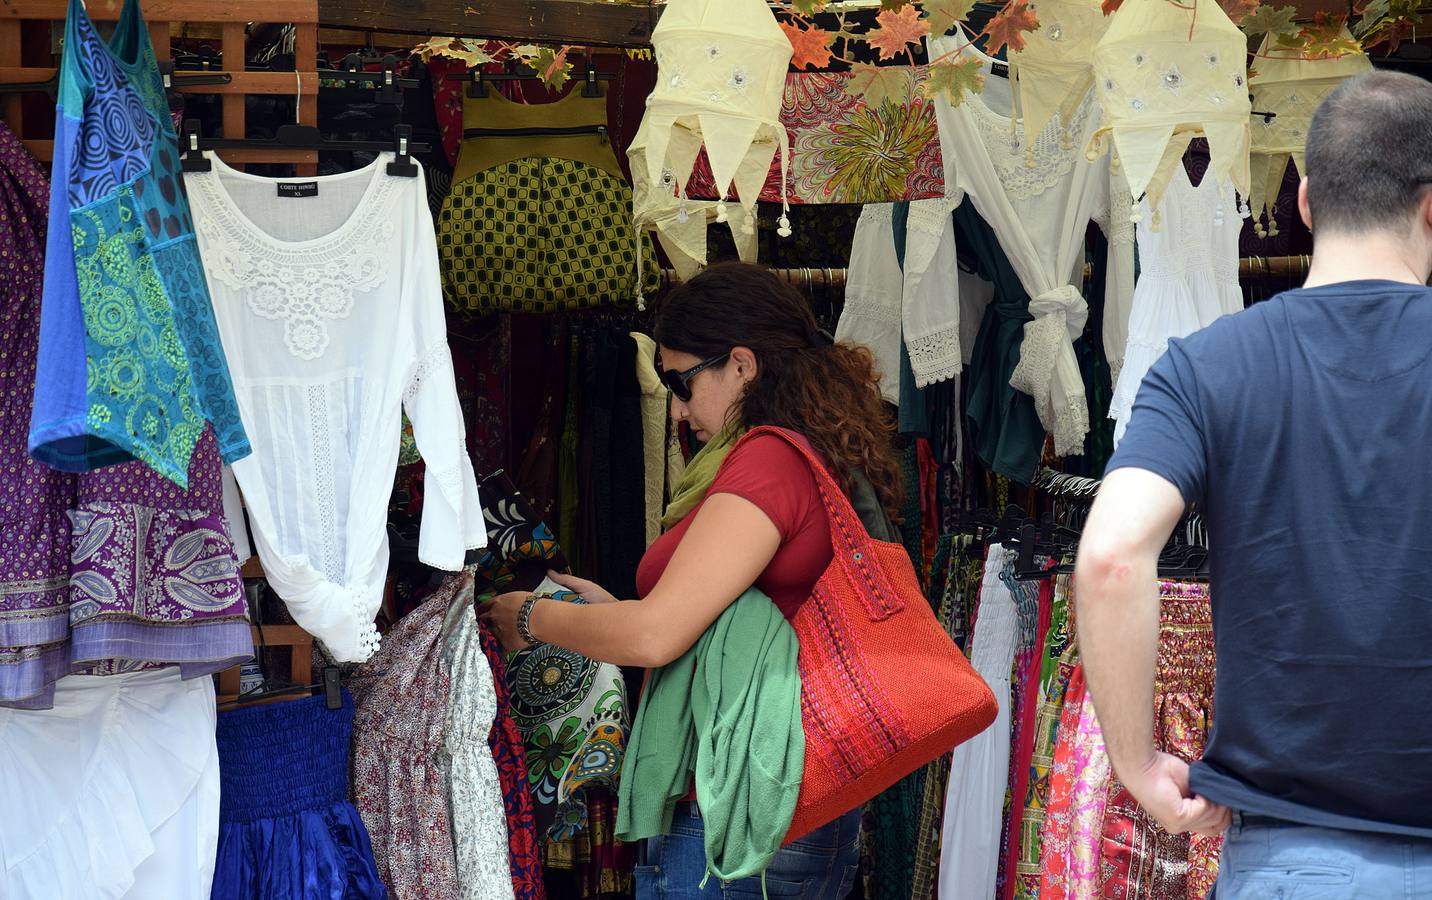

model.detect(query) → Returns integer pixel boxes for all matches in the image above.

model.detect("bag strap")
[737,426,907,621]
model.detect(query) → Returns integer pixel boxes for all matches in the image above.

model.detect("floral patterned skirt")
[1099,583,1220,900]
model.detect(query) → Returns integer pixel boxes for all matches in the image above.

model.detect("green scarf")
[660,422,746,530]
[616,588,804,885]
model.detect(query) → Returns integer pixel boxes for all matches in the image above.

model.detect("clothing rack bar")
[658,267,850,293]
[1239,255,1311,279]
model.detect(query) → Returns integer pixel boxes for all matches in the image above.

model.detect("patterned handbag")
[735,427,1000,842]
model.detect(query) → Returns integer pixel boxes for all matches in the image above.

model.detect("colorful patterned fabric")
[685,70,946,204]
[0,123,79,708]
[67,424,250,677]
[1039,664,1089,900]
[502,578,629,840]
[1066,688,1113,898]
[544,788,634,898]
[1098,583,1220,900]
[438,156,658,314]
[477,616,546,900]
[472,470,569,597]
[1015,641,1081,899]
[997,563,1048,896]
[31,0,248,485]
[351,583,463,900]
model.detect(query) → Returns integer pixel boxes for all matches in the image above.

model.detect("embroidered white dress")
[930,29,1135,456]
[186,153,484,662]
[1109,164,1243,447]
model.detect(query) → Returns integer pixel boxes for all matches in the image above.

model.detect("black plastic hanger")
[317,53,420,105]
[180,118,426,176]
[449,59,612,99]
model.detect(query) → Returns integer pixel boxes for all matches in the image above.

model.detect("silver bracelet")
[517,594,545,647]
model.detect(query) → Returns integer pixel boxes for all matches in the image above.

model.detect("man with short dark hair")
[1076,69,1432,896]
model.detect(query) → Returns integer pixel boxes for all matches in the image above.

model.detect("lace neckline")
[937,29,1094,201]
[198,151,395,252]
[189,159,406,361]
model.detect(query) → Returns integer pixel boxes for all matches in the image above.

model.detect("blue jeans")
[1213,812,1432,899]
[634,802,860,899]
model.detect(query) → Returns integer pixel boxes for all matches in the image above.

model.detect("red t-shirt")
[634,434,833,619]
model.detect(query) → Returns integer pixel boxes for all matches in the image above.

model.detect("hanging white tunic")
[186,152,484,662]
[930,29,1135,456]
[1110,164,1243,446]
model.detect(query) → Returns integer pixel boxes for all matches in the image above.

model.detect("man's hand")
[1122,752,1231,837]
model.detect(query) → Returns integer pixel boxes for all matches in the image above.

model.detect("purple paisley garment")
[0,123,79,708]
[0,125,251,711]
[68,424,252,680]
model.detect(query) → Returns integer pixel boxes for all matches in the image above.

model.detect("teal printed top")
[30,0,249,486]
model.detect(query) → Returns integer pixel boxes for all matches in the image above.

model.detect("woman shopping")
[482,261,976,899]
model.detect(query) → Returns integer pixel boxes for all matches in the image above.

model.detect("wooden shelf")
[216,624,317,705]
[1,0,320,173]
[1,0,314,22]
[317,0,664,48]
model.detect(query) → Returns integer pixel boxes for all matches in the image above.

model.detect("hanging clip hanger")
[156,59,232,100]
[450,60,615,99]
[387,124,418,176]
[319,53,418,105]
[177,71,430,178]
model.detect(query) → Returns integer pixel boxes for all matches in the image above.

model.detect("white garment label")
[276,181,319,198]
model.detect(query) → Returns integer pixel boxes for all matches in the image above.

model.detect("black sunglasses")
[659,352,730,402]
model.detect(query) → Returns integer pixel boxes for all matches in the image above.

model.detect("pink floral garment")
[1039,666,1088,900]
[1065,690,1113,899]
[350,578,464,900]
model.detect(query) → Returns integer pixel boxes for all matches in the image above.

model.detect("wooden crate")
[0,0,320,173]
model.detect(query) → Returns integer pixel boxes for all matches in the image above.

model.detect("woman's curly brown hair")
[655,262,902,520]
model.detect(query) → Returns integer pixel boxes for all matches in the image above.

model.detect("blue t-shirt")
[1108,280,1432,838]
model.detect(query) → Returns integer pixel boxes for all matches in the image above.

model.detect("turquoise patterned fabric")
[30,0,248,486]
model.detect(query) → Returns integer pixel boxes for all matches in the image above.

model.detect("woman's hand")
[546,570,619,604]
[477,591,535,653]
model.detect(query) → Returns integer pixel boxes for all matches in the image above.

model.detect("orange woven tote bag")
[736,427,999,843]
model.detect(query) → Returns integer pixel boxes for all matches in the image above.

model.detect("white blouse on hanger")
[1109,164,1243,447]
[930,29,1135,456]
[186,153,484,663]
[837,199,967,404]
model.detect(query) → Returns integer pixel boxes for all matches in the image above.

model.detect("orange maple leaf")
[984,0,1040,55]
[1101,0,1124,14]
[780,20,836,69]
[1219,0,1260,24]
[867,4,931,61]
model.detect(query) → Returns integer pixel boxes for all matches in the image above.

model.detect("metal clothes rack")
[656,255,1315,298]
